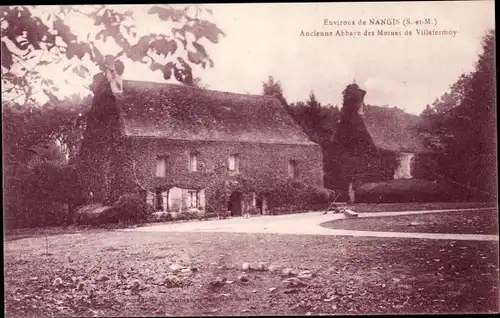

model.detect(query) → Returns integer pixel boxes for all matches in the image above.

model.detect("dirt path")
[124,207,498,241]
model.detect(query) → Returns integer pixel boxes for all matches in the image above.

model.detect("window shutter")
[162,191,168,211]
[199,189,206,210]
[146,192,155,207]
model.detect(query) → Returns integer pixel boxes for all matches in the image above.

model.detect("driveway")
[123,207,498,241]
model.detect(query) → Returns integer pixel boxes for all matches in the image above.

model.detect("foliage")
[3,133,88,229]
[2,96,91,164]
[73,204,119,226]
[288,94,340,146]
[2,4,225,227]
[341,83,366,115]
[260,75,427,191]
[417,29,496,200]
[262,75,287,106]
[356,179,456,203]
[3,163,86,229]
[174,211,201,221]
[201,158,259,216]
[2,95,92,229]
[113,193,154,223]
[266,180,336,211]
[1,5,225,102]
[246,207,261,216]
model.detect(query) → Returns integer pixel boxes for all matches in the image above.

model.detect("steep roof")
[113,80,316,145]
[362,105,429,153]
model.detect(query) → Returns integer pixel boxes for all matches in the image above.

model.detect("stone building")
[77,70,323,216]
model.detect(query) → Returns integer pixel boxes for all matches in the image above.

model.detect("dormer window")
[189,152,198,172]
[288,159,298,179]
[228,154,239,173]
[156,155,167,177]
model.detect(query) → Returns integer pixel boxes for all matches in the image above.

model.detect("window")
[187,190,200,208]
[288,160,298,178]
[155,155,167,177]
[189,152,198,172]
[228,154,239,173]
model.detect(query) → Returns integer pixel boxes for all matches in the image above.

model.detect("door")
[227,191,242,217]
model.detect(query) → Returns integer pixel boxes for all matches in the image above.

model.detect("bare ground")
[322,209,499,235]
[4,230,499,316]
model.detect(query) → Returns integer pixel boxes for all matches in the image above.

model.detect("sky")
[5,1,495,115]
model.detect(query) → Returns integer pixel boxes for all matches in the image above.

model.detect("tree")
[262,75,287,106]
[192,77,210,90]
[417,29,496,200]
[306,91,321,109]
[1,5,225,103]
[3,96,92,228]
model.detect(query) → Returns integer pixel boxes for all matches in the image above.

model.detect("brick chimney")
[89,56,125,95]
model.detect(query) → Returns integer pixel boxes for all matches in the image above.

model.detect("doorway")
[256,194,267,215]
[227,191,242,217]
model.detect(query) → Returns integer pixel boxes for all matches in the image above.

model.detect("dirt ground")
[4,229,499,316]
[322,209,499,235]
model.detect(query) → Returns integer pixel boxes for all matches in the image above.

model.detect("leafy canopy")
[1,5,225,103]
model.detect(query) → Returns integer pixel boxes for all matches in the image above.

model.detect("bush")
[113,193,154,223]
[149,210,218,223]
[73,204,118,225]
[266,180,337,211]
[247,207,261,216]
[175,211,200,221]
[151,211,174,222]
[356,179,456,203]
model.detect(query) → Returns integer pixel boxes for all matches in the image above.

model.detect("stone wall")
[116,138,324,212]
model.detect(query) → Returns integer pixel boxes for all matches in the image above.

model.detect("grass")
[321,209,499,235]
[4,229,499,316]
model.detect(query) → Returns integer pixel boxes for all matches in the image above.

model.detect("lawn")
[321,209,499,235]
[4,229,499,316]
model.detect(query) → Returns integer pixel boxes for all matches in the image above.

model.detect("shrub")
[266,180,336,211]
[175,211,202,221]
[247,207,261,216]
[73,204,118,225]
[356,179,456,203]
[113,193,154,223]
[151,211,174,222]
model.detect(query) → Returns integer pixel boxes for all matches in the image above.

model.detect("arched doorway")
[227,191,242,217]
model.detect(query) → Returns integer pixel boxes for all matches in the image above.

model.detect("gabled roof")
[113,80,317,145]
[362,105,429,153]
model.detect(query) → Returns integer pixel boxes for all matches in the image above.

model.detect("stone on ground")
[238,274,249,282]
[343,209,358,218]
[281,268,298,277]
